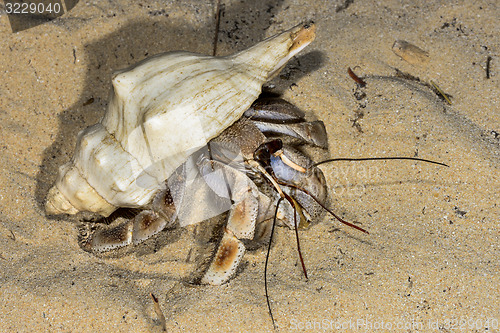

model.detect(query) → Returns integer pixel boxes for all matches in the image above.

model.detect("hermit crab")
[45,23,330,284]
[82,96,333,285]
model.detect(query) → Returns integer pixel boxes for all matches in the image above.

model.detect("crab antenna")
[283,192,308,280]
[278,181,369,234]
[265,197,283,331]
[313,156,449,168]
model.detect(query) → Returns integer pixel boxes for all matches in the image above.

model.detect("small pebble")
[392,40,429,65]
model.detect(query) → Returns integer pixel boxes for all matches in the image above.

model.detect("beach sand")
[0,0,498,332]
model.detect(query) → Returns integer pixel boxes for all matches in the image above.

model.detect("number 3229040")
[5,2,62,14]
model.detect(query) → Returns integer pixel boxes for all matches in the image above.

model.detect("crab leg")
[82,187,179,252]
[200,225,246,285]
[252,120,328,148]
[244,97,328,148]
[81,210,168,252]
[198,156,266,285]
[243,97,306,121]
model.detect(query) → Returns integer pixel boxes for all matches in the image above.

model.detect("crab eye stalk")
[253,142,271,164]
[254,139,283,174]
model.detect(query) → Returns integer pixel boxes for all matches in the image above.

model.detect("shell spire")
[46,22,316,217]
[231,21,316,79]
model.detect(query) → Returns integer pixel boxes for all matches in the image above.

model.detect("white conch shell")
[46,22,316,216]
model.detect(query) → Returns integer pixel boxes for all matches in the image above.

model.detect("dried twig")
[486,56,492,79]
[212,0,223,57]
[430,80,452,105]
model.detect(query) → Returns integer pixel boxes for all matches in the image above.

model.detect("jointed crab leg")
[202,228,246,285]
[81,188,178,252]
[198,157,261,285]
[252,120,328,148]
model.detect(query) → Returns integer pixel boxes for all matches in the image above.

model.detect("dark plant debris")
[348,67,366,87]
[486,56,492,79]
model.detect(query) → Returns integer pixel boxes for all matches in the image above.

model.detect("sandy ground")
[0,0,498,332]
